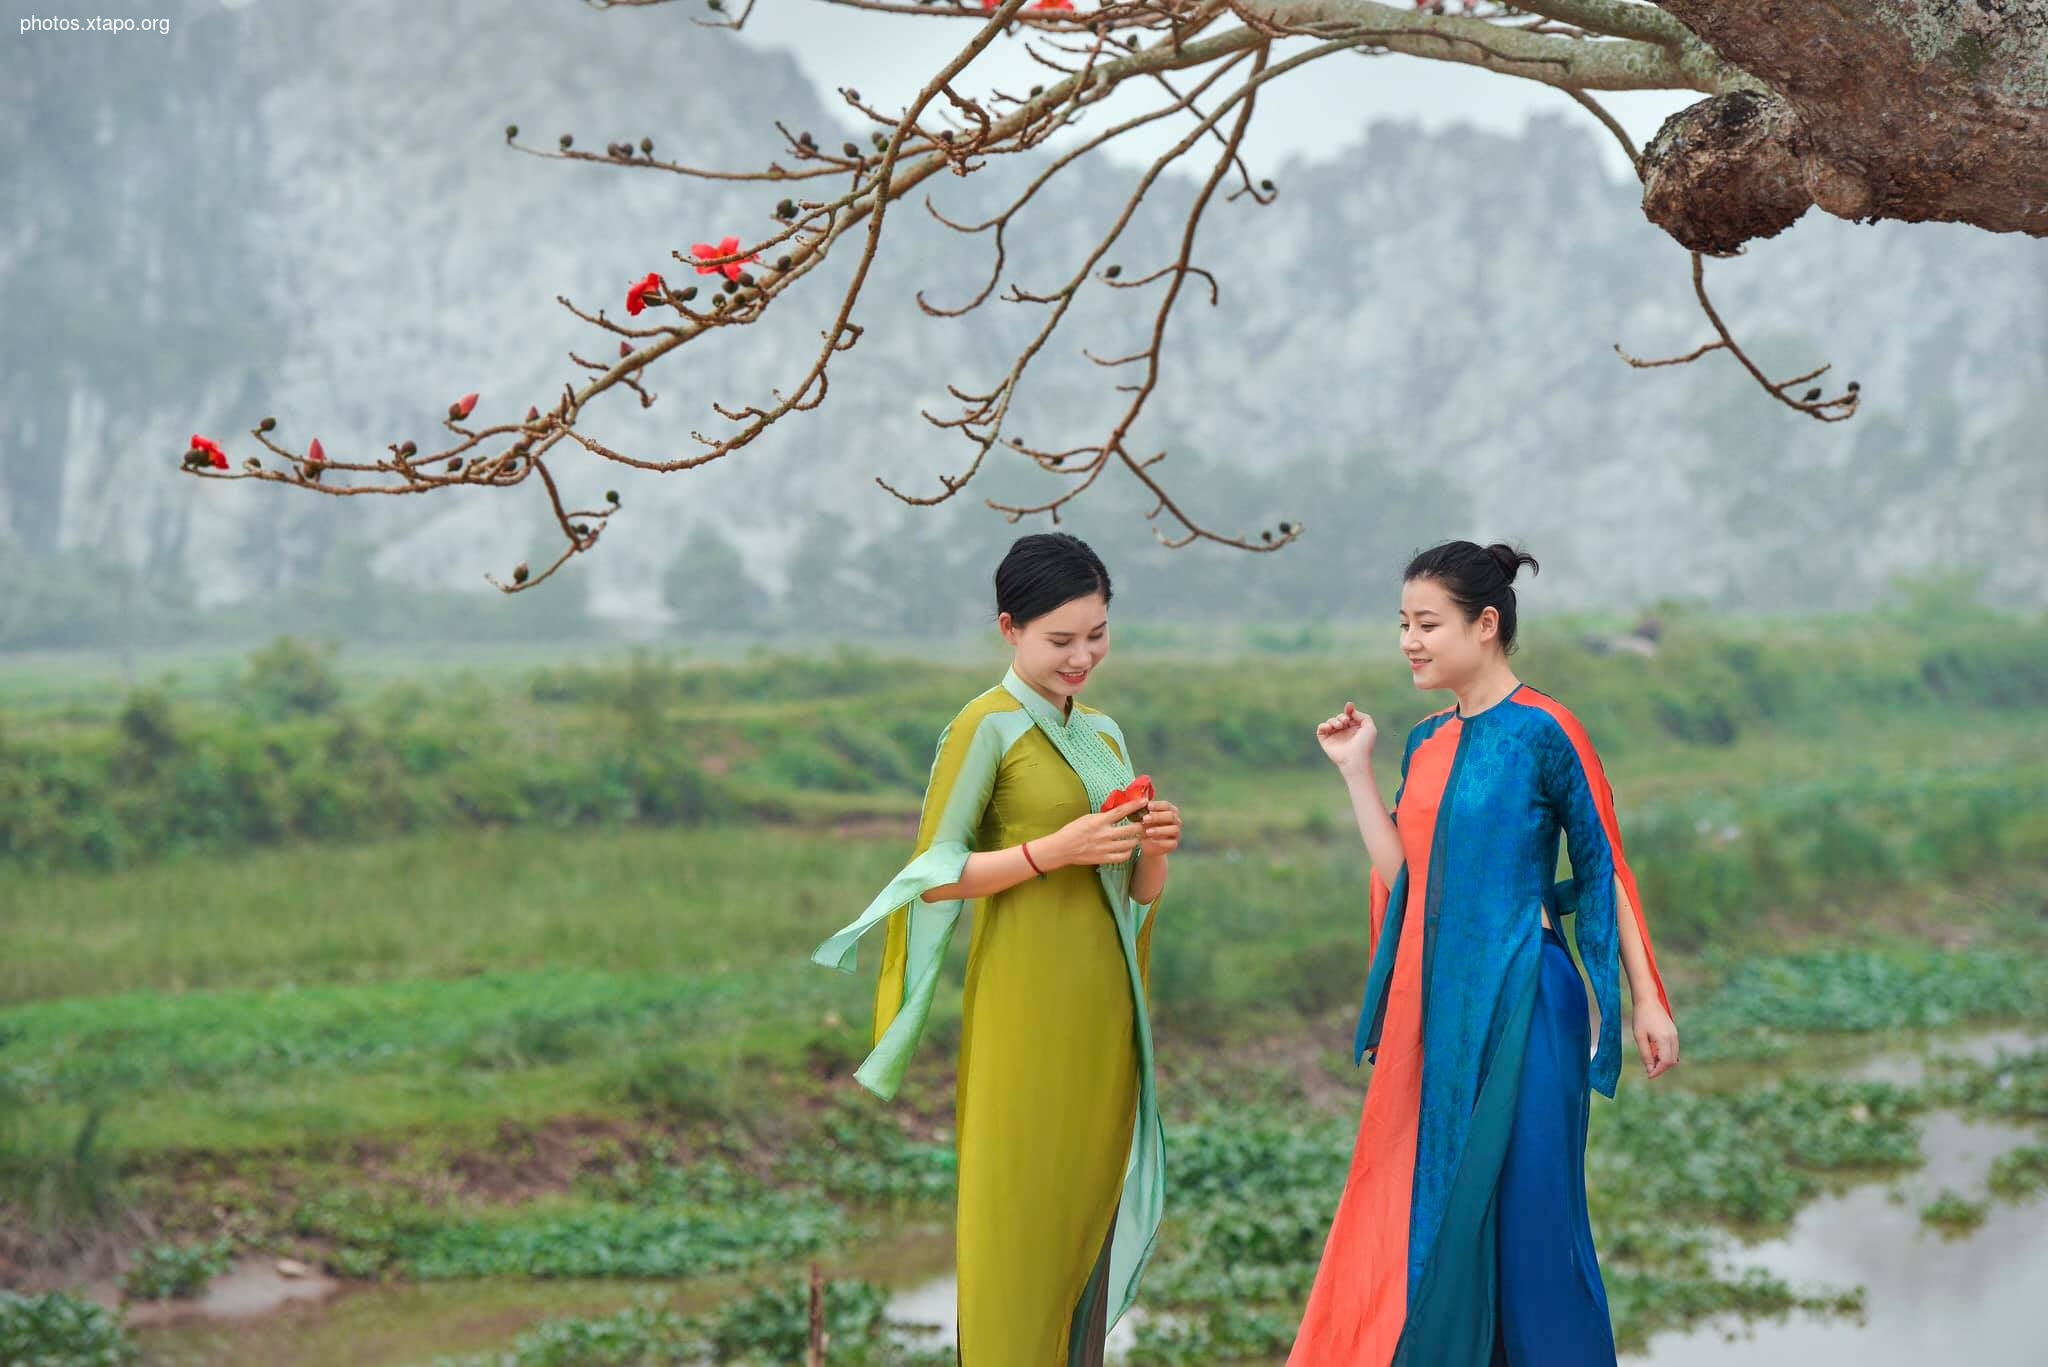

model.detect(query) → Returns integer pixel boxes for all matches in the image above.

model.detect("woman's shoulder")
[945,684,1026,733]
[1506,684,1601,761]
[930,686,1030,758]
[1394,704,1458,762]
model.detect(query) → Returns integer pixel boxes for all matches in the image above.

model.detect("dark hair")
[1404,540,1540,654]
[994,533,1112,626]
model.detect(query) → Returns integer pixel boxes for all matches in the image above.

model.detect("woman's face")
[1399,576,1498,693]
[1001,592,1110,705]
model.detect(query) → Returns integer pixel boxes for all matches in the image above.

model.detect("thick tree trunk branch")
[1512,1,1697,48]
[1248,1,1743,92]
[1650,0,2048,243]
[1639,90,1811,252]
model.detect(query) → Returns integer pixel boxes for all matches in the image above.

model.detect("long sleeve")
[1540,714,1670,1098]
[1367,730,1420,963]
[1352,728,1425,1066]
[810,705,1004,1098]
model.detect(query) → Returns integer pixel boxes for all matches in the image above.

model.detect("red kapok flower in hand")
[1101,774,1154,814]
[189,434,228,470]
[625,271,665,315]
[451,392,479,420]
[307,437,326,463]
[690,236,757,281]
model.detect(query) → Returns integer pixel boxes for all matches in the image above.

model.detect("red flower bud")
[452,392,479,420]
[619,340,632,358]
[308,437,326,463]
[526,406,540,422]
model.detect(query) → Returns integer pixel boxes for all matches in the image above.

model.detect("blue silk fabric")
[1349,687,1633,1350]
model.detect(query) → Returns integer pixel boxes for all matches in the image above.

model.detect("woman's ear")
[1476,605,1500,642]
[996,611,1017,646]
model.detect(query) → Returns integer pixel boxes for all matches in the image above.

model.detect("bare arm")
[1340,764,1405,888]
[920,795,1151,903]
[1319,702,1404,886]
[920,844,1043,903]
[1616,879,1659,1005]
[1617,878,1679,1077]
[1129,852,1168,908]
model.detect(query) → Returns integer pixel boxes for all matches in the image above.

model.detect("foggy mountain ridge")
[3,0,2044,623]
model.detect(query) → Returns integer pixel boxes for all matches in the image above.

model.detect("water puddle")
[1632,1110,2046,1364]
[108,1260,343,1328]
[1845,1026,2047,1087]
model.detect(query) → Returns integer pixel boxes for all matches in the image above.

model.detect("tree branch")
[1653,0,2048,238]
[1244,0,1747,92]
[185,0,1926,589]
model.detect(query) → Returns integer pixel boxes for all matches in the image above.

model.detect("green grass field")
[3,611,2046,1363]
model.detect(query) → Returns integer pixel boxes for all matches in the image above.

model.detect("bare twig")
[1616,252,1860,421]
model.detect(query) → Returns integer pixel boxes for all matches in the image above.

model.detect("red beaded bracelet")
[1021,840,1044,876]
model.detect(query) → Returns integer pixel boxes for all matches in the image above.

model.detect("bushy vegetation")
[0,1291,137,1365]
[119,1238,233,1301]
[7,607,2044,892]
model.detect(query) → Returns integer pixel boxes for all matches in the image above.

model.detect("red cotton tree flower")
[689,236,756,280]
[625,271,665,315]
[188,434,228,470]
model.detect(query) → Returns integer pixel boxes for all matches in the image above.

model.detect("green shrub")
[502,1299,695,1367]
[120,1238,233,1301]
[1988,1142,2048,1199]
[242,636,343,718]
[114,688,180,772]
[700,1277,947,1366]
[0,1290,138,1365]
[1919,1189,1988,1236]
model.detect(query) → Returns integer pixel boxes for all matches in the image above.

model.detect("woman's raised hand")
[1042,796,1149,867]
[1316,702,1377,772]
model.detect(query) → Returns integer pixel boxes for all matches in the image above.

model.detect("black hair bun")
[1485,542,1540,584]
